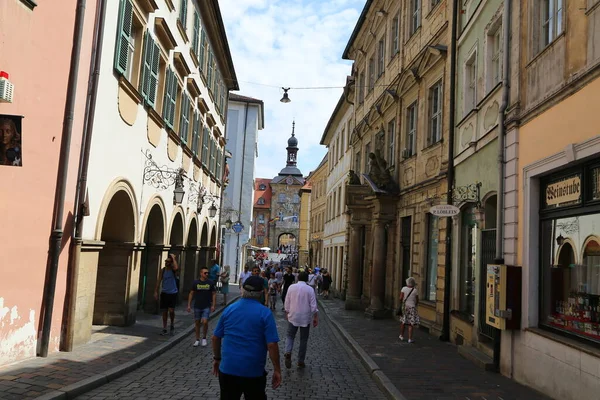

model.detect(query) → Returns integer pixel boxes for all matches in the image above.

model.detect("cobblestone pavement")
[77,300,387,400]
[320,297,551,400]
[0,288,238,399]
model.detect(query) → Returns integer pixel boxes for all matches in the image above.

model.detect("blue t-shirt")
[209,264,220,282]
[161,268,178,294]
[213,298,279,377]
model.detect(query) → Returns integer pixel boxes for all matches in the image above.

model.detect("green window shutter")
[179,0,187,29]
[216,147,222,182]
[199,30,206,72]
[179,94,190,143]
[139,31,150,100]
[114,0,134,76]
[207,49,213,91]
[215,73,220,111]
[147,38,160,108]
[162,69,172,125]
[210,139,216,174]
[192,12,200,56]
[192,113,200,156]
[202,128,209,166]
[169,73,177,126]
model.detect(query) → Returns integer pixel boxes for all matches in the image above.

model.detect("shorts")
[160,292,178,310]
[194,307,210,321]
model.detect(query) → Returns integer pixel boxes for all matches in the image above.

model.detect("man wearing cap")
[212,275,282,398]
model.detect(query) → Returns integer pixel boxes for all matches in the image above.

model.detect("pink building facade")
[0,0,97,365]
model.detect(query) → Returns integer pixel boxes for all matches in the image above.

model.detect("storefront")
[539,162,600,343]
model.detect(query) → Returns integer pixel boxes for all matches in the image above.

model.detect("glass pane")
[426,215,439,301]
[542,214,600,342]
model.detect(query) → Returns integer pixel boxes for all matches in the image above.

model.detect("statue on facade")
[348,170,361,185]
[367,149,399,193]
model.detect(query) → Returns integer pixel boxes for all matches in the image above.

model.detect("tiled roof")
[253,178,272,209]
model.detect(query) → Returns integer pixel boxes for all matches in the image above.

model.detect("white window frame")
[388,118,396,166]
[377,39,385,77]
[487,22,502,92]
[464,51,477,114]
[540,0,564,49]
[391,14,400,55]
[428,81,443,145]
[410,0,421,35]
[406,102,417,157]
[368,57,375,91]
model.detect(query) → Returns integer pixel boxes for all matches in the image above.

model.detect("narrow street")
[77,302,387,400]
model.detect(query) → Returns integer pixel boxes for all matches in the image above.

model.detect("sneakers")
[170,325,175,336]
[193,340,200,347]
[297,362,306,368]
[408,339,414,344]
[399,335,404,341]
[160,329,168,336]
[284,353,291,369]
[201,338,208,347]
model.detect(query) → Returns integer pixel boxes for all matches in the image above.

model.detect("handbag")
[396,288,415,317]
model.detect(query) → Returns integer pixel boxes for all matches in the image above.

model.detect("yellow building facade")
[307,155,328,268]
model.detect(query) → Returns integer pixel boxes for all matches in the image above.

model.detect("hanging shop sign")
[430,204,460,217]
[544,175,581,208]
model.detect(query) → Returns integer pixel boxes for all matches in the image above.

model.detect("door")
[401,216,412,285]
[478,229,497,339]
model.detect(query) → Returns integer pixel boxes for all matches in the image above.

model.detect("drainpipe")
[493,0,512,371]
[441,0,459,342]
[234,103,249,283]
[39,0,89,358]
[61,0,107,352]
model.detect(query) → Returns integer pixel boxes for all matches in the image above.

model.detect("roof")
[300,180,312,192]
[342,0,374,60]
[320,93,349,145]
[253,178,272,209]
[229,93,265,130]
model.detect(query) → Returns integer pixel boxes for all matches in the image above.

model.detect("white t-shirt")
[401,286,418,308]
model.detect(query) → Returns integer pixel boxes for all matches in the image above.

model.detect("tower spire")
[292,120,295,136]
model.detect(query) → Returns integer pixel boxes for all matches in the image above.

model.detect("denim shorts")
[194,307,210,321]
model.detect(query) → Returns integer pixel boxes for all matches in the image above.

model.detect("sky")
[219,0,365,180]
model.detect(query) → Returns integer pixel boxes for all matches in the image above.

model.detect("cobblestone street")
[77,302,387,400]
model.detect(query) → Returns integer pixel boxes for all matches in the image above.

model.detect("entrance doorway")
[138,204,164,313]
[400,216,412,286]
[182,219,198,299]
[94,190,135,326]
[169,212,184,301]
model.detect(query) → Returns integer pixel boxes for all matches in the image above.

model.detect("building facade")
[298,181,311,266]
[450,0,505,355]
[222,93,264,280]
[497,0,600,397]
[0,0,97,364]
[251,178,272,248]
[343,0,451,325]
[268,126,304,254]
[65,0,237,349]
[321,94,353,295]
[307,155,328,269]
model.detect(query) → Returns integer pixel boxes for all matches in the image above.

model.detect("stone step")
[458,344,495,371]
[477,341,495,359]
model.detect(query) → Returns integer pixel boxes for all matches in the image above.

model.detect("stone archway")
[138,202,165,313]
[210,225,218,261]
[182,218,199,299]
[277,233,296,250]
[94,190,136,326]
[169,212,185,299]
[199,222,209,270]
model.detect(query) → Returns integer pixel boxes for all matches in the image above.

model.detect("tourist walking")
[321,270,332,299]
[284,271,318,368]
[219,265,230,305]
[238,265,251,289]
[187,267,216,347]
[212,276,281,398]
[280,267,295,310]
[268,272,278,310]
[398,277,420,343]
[154,254,179,336]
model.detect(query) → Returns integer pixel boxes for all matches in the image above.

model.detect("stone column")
[366,219,388,319]
[345,223,363,310]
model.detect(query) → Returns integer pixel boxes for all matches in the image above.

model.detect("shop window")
[460,205,477,319]
[541,214,600,342]
[425,214,439,301]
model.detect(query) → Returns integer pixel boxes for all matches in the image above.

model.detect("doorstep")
[458,344,495,371]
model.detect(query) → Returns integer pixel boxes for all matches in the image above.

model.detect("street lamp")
[280,87,291,103]
[173,169,185,205]
[208,203,218,218]
[225,218,233,229]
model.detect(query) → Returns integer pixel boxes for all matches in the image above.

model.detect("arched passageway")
[94,190,136,326]
[169,212,184,301]
[138,204,165,313]
[182,219,199,299]
[199,222,209,270]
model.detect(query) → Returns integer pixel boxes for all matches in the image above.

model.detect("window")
[179,0,188,29]
[387,119,396,166]
[355,151,361,174]
[293,194,300,203]
[391,14,400,55]
[216,147,223,182]
[201,127,210,167]
[278,194,286,203]
[410,0,421,35]
[465,52,477,113]
[199,28,207,73]
[257,197,265,205]
[364,142,371,172]
[179,93,191,143]
[358,72,365,103]
[428,81,443,145]
[192,11,201,57]
[207,49,214,92]
[162,68,177,129]
[258,213,265,223]
[191,112,200,156]
[426,214,439,301]
[541,0,563,49]
[368,57,375,91]
[487,24,502,91]
[259,184,266,191]
[209,139,216,175]
[405,101,417,157]
[460,205,477,319]
[114,0,143,84]
[377,39,385,77]
[139,31,160,108]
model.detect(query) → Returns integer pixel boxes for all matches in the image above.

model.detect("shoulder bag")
[396,288,415,316]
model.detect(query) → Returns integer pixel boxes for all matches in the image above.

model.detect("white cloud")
[219,0,363,180]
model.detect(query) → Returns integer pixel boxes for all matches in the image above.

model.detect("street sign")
[232,221,244,233]
[429,204,460,217]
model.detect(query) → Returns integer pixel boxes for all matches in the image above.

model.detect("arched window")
[257,197,265,205]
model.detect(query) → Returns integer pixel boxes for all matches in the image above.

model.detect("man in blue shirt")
[212,276,281,399]
[154,254,179,335]
[209,259,221,292]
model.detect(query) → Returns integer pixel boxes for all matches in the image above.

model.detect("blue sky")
[219,0,365,179]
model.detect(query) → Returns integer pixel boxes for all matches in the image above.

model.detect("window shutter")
[179,0,187,29]
[147,38,160,108]
[169,73,177,126]
[179,94,190,143]
[199,30,206,72]
[192,12,200,56]
[207,50,213,91]
[114,0,133,75]
[192,113,200,156]
[210,139,216,174]
[202,127,209,166]
[162,69,172,126]
[139,31,151,101]
[216,147,222,182]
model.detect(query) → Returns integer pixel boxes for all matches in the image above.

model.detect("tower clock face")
[286,177,293,185]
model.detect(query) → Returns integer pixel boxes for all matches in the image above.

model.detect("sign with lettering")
[430,204,460,216]
[545,175,581,207]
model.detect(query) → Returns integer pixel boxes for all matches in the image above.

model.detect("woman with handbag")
[398,277,420,343]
